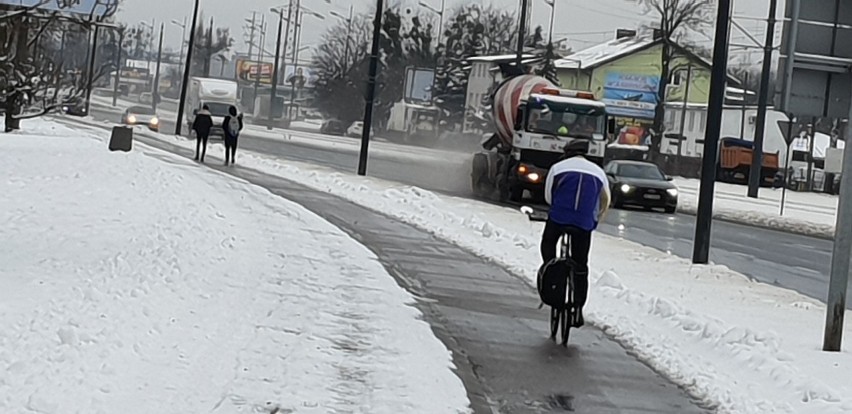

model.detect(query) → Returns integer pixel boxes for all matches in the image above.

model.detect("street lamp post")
[252,13,266,114]
[171,18,187,71]
[269,2,293,129]
[175,0,201,136]
[153,22,164,112]
[418,0,444,47]
[544,0,555,44]
[288,4,324,122]
[330,6,353,72]
[113,28,124,107]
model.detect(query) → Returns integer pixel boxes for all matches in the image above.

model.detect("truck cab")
[185,78,239,138]
[508,88,611,200]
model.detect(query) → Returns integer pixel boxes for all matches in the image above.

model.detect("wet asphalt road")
[86,106,839,308]
[123,133,709,413]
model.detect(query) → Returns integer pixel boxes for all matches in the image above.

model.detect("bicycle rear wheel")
[550,307,560,341]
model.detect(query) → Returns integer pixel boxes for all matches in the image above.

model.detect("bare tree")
[633,0,714,157]
[0,0,120,132]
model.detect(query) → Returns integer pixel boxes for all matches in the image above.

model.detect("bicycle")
[522,206,578,347]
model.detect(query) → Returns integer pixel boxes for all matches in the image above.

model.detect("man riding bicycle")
[542,139,611,327]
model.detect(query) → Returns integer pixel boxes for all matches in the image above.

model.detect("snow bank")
[1,120,470,413]
[128,130,852,413]
[676,178,838,239]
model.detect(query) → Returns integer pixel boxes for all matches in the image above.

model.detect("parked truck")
[184,77,239,138]
[716,137,780,185]
[471,75,612,202]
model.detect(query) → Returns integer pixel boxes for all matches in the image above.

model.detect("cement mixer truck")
[471,75,613,202]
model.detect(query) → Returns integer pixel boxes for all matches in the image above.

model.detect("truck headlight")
[527,172,541,183]
[620,184,632,193]
[667,188,678,197]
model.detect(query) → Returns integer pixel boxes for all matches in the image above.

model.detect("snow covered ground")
[1,121,470,413]
[676,178,838,238]
[118,129,852,414]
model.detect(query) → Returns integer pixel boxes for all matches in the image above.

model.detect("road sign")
[0,0,112,16]
[777,120,802,145]
[777,0,852,118]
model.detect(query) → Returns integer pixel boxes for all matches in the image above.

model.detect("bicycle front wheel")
[561,308,572,346]
[550,307,560,341]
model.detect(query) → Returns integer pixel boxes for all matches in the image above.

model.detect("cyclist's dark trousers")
[195,133,209,161]
[541,220,592,308]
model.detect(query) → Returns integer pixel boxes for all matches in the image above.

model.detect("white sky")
[116,0,783,66]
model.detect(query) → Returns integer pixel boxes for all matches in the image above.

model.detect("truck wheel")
[471,154,490,198]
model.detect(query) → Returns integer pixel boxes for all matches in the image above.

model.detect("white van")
[185,77,238,138]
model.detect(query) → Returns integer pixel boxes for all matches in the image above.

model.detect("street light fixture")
[171,18,188,71]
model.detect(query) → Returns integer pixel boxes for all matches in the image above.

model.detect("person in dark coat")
[222,105,243,166]
[192,105,213,162]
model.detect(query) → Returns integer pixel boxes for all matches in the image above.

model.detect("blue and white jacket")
[545,156,611,231]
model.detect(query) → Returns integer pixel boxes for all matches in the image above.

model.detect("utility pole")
[740,71,749,139]
[359,0,384,176]
[288,4,301,121]
[175,0,201,136]
[747,0,778,198]
[112,28,124,107]
[152,22,164,112]
[824,97,852,351]
[204,16,213,77]
[84,20,101,116]
[269,5,287,129]
[252,13,266,115]
[516,0,529,68]
[677,65,693,171]
[247,11,257,62]
[692,0,732,264]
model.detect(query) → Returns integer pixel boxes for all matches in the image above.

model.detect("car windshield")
[128,106,156,115]
[616,163,665,180]
[203,102,232,117]
[526,100,605,139]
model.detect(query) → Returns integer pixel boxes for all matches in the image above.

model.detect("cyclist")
[542,139,611,327]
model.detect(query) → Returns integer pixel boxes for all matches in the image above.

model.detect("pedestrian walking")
[192,105,213,162]
[223,106,243,166]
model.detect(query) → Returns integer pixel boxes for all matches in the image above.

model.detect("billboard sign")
[0,0,112,16]
[236,59,273,84]
[601,73,659,119]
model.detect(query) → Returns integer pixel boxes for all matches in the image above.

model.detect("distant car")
[347,121,364,138]
[346,121,374,138]
[605,160,678,213]
[62,98,88,117]
[121,105,160,132]
[320,119,347,136]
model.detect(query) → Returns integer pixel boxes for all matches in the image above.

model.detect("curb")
[676,204,834,240]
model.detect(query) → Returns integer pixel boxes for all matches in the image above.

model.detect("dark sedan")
[605,160,678,213]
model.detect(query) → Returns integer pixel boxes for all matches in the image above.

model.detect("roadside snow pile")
[676,178,838,239]
[1,121,470,413]
[144,139,852,413]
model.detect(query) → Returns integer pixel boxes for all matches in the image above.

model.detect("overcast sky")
[117,0,783,66]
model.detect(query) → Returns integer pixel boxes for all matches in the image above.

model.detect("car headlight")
[127,115,137,124]
[620,184,632,193]
[527,172,541,182]
[150,117,159,126]
[667,188,678,197]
